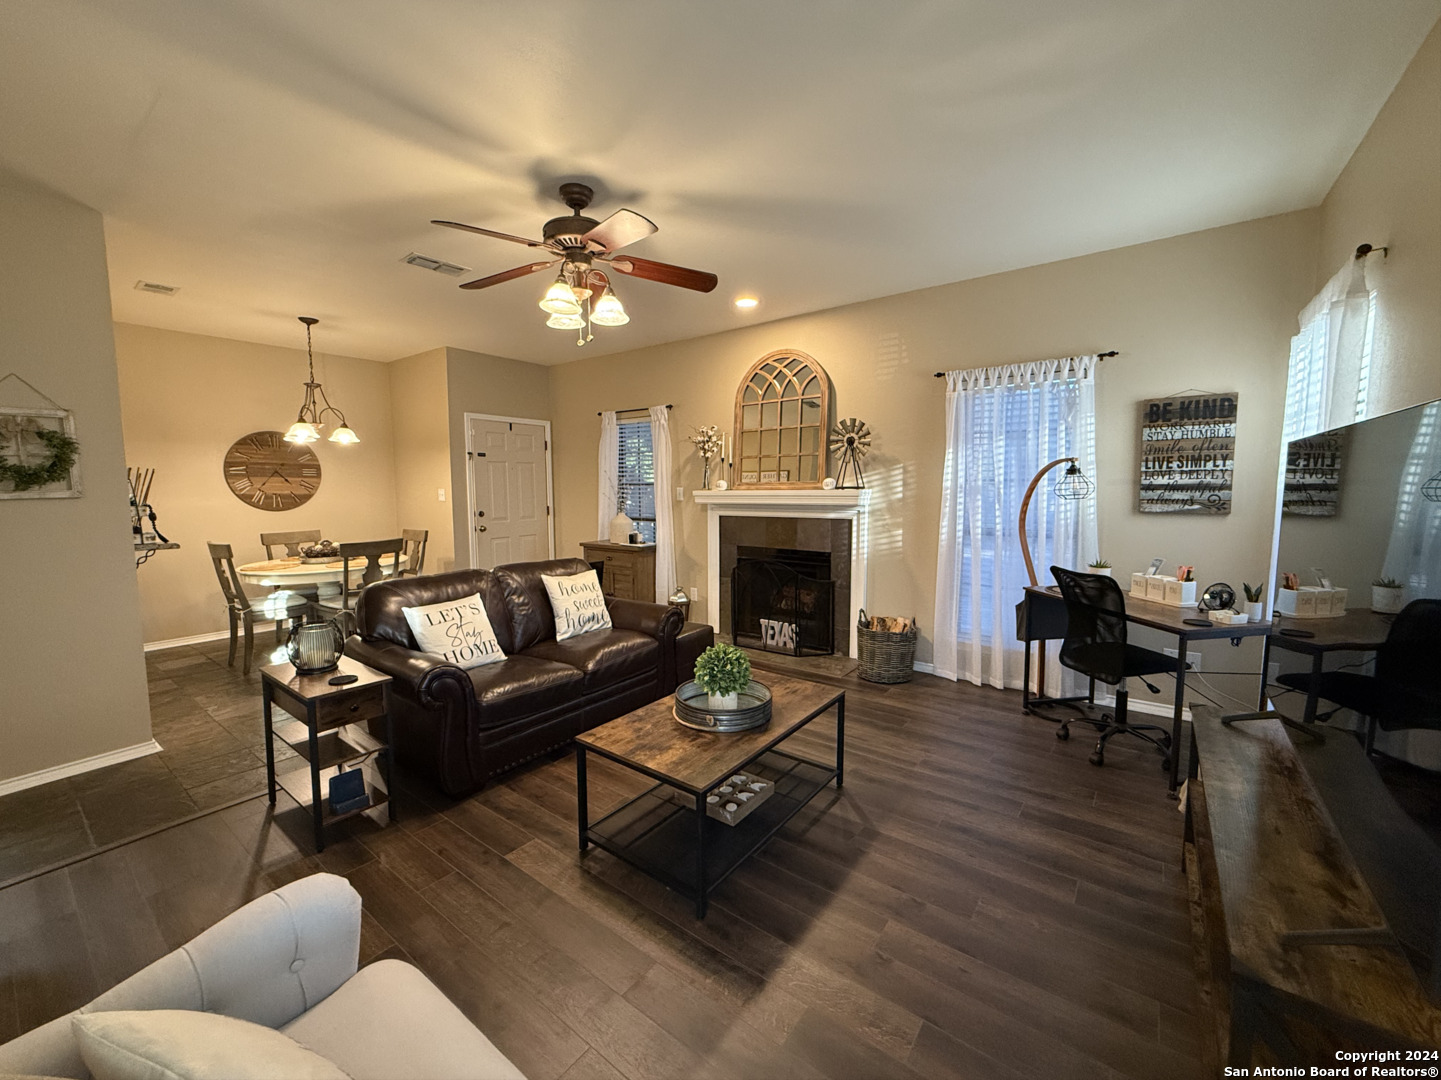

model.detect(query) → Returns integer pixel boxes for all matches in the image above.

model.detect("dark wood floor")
[0,667,1205,1080]
[0,637,300,885]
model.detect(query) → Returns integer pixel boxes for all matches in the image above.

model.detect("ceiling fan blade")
[604,255,718,293]
[432,220,547,249]
[582,209,657,253]
[458,261,558,290]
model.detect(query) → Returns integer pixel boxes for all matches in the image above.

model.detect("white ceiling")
[1,1,1437,364]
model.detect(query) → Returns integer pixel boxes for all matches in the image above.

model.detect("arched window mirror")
[733,350,831,487]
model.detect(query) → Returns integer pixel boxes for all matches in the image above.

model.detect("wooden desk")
[1262,609,1393,721]
[1186,704,1441,1064]
[1020,586,1273,795]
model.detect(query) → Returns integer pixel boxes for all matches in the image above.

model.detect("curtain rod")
[599,403,673,416]
[933,351,1117,378]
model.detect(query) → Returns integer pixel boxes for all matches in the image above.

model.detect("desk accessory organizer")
[1276,586,1348,618]
[705,771,774,826]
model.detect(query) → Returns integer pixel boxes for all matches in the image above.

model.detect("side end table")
[259,656,395,851]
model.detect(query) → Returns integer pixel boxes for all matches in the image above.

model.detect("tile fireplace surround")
[695,489,871,659]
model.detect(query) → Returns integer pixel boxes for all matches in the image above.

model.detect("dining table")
[235,554,406,600]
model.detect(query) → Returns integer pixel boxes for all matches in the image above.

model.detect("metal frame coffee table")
[574,673,845,918]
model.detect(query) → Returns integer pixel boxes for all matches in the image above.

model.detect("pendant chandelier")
[284,317,359,445]
[539,265,627,346]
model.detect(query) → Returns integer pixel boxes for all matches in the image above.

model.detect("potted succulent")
[693,642,752,711]
[1086,559,1112,578]
[1372,577,1405,614]
[1242,581,1265,623]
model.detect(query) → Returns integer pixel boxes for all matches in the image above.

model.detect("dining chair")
[313,537,404,634]
[260,529,322,559]
[208,542,311,676]
[399,529,428,577]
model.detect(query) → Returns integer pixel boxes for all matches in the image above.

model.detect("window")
[1283,259,1377,441]
[618,418,656,543]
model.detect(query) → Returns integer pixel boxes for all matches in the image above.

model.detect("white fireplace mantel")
[694,488,871,658]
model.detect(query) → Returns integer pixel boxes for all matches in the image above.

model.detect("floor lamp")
[1018,457,1094,587]
[1018,457,1093,703]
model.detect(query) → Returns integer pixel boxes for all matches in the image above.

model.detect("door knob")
[477,524,487,532]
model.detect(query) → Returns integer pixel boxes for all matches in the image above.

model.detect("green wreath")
[0,428,79,491]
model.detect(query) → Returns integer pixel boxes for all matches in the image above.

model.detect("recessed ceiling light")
[734,296,759,309]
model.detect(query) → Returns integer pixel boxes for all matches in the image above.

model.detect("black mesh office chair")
[1276,599,1441,753]
[1050,566,1180,769]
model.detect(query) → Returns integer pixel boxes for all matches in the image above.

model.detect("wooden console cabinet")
[581,541,655,603]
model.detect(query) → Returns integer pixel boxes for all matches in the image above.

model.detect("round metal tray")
[673,680,772,733]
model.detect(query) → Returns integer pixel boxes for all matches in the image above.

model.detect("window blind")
[617,419,656,543]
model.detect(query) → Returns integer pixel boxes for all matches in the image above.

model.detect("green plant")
[1087,558,1111,568]
[0,428,79,491]
[1373,577,1403,589]
[1243,581,1264,603]
[693,642,751,697]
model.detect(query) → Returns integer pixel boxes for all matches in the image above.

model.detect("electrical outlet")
[676,485,685,503]
[689,586,698,601]
[1163,647,1202,671]
[437,488,446,502]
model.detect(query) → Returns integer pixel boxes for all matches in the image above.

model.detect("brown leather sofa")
[344,558,711,797]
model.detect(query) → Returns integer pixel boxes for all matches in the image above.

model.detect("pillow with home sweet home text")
[542,570,613,641]
[401,593,507,668]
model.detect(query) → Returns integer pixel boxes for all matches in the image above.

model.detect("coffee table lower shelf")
[582,749,836,917]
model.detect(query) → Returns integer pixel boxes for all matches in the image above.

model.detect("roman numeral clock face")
[222,431,321,512]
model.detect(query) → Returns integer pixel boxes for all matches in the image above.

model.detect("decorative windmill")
[829,418,872,489]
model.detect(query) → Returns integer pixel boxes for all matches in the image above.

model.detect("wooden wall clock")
[223,430,321,511]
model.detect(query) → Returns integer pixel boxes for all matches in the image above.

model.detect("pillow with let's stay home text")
[401,594,507,668]
[542,570,613,641]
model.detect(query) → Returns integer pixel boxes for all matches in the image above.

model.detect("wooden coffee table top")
[576,673,843,794]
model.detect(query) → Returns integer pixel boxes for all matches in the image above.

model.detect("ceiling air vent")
[401,252,470,276]
[134,280,180,296]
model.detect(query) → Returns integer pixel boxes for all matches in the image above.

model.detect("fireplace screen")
[730,558,835,656]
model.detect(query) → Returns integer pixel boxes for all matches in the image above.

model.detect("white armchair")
[0,872,526,1080]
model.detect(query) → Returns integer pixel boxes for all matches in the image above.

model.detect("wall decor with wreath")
[0,374,83,499]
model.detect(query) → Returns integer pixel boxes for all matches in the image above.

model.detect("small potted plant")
[693,642,751,711]
[1372,577,1405,614]
[1242,581,1265,623]
[1086,559,1112,578]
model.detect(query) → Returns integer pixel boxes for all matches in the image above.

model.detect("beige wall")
[115,324,399,644]
[390,348,454,573]
[444,347,553,568]
[548,210,1320,666]
[1317,17,1441,419]
[0,173,152,783]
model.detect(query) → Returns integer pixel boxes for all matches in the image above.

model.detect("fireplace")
[696,489,870,659]
[717,516,853,655]
[731,550,836,656]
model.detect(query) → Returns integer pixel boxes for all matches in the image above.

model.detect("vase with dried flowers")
[689,425,723,489]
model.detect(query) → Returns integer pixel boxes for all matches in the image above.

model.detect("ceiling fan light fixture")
[539,277,582,315]
[546,311,585,330]
[591,291,630,326]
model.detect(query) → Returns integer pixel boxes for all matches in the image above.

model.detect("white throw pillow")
[542,570,613,641]
[401,594,506,669]
[72,1010,351,1080]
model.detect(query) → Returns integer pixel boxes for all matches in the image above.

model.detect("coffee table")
[574,674,844,918]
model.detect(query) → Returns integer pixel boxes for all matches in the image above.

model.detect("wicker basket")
[856,609,918,684]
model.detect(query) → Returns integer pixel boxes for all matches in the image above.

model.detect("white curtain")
[649,405,677,602]
[597,410,618,541]
[1282,253,1377,442]
[933,356,1099,689]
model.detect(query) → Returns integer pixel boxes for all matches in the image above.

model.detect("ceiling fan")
[432,183,718,343]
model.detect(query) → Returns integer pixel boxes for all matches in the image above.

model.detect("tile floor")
[0,637,291,886]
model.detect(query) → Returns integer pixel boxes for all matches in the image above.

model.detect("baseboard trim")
[1095,693,1192,723]
[0,739,164,797]
[144,630,230,652]
[911,661,936,675]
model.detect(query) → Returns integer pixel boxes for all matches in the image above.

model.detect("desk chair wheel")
[1056,726,1070,741]
[1160,755,1172,772]
[1089,746,1104,766]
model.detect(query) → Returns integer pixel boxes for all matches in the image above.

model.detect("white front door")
[467,415,553,568]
